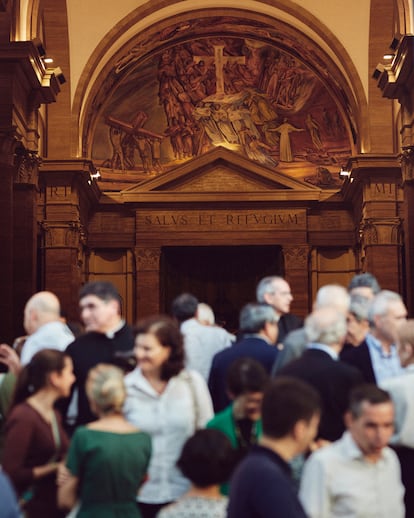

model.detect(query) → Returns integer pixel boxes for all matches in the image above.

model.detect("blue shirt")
[0,471,20,518]
[365,333,403,384]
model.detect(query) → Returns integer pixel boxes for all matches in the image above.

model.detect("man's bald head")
[24,291,61,334]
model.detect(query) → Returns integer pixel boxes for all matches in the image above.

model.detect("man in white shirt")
[171,293,232,381]
[380,319,414,517]
[20,291,74,365]
[299,384,405,518]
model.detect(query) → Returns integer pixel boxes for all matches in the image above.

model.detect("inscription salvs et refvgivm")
[137,210,306,231]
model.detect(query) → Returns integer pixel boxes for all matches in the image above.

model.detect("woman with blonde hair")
[58,364,151,517]
[2,349,74,517]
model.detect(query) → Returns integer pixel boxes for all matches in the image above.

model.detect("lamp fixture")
[383,53,394,60]
[389,36,400,50]
[43,57,54,64]
[339,167,351,178]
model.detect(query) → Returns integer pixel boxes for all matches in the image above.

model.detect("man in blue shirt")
[227,377,321,518]
[341,290,406,383]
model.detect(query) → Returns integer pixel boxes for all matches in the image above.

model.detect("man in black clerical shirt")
[65,281,134,430]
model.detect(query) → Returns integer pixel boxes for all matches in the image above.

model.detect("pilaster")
[282,244,310,317]
[134,247,161,319]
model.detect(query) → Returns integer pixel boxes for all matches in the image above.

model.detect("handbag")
[179,370,200,430]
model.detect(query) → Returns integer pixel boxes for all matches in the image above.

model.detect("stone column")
[13,147,41,336]
[135,247,161,319]
[41,221,86,322]
[0,132,18,341]
[282,245,310,317]
[400,146,414,309]
[359,217,403,293]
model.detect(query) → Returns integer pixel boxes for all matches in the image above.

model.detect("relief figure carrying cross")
[193,45,246,96]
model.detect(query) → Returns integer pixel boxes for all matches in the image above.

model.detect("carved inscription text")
[137,210,306,231]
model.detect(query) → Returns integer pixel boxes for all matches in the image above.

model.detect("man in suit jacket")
[273,284,350,374]
[341,290,406,384]
[208,303,279,412]
[278,307,363,441]
[256,276,302,344]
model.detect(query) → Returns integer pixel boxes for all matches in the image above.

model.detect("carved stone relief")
[282,245,310,270]
[13,146,41,185]
[41,221,86,248]
[359,218,402,246]
[135,247,161,271]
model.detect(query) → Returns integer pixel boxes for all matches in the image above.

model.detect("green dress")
[66,427,151,518]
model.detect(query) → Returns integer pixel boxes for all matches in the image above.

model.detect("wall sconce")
[32,37,46,58]
[53,66,66,84]
[383,54,394,60]
[339,167,351,179]
[389,36,400,50]
[90,170,101,181]
[372,63,385,79]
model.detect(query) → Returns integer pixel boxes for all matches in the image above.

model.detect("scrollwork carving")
[13,146,42,185]
[359,218,402,246]
[0,130,20,166]
[41,221,86,248]
[282,245,310,270]
[135,248,161,271]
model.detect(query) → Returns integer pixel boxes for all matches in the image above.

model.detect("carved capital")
[135,247,161,271]
[400,146,414,183]
[282,245,310,270]
[13,146,42,185]
[359,218,402,246]
[41,221,86,248]
[0,130,21,166]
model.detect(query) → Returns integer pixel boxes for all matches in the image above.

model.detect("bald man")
[20,291,74,365]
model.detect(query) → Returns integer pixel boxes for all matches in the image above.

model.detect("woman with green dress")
[58,364,151,517]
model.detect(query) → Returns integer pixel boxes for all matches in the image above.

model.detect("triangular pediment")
[120,147,320,196]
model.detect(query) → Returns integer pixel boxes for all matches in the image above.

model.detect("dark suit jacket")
[208,336,279,413]
[340,339,376,384]
[278,313,303,344]
[278,348,364,441]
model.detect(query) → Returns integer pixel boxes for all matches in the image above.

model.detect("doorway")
[161,245,283,332]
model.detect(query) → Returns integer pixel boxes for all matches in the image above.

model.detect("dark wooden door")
[161,245,282,332]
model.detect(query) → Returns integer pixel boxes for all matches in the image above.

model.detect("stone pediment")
[118,148,320,201]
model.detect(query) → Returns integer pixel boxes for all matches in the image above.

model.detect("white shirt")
[124,368,213,504]
[181,318,233,381]
[380,364,414,448]
[20,321,74,365]
[299,431,405,518]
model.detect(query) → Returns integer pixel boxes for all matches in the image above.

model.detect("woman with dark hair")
[2,349,74,517]
[124,315,213,518]
[157,429,235,518]
[58,364,151,517]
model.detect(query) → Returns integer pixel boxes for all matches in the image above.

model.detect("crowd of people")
[0,272,412,517]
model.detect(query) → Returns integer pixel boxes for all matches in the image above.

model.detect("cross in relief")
[193,45,246,96]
